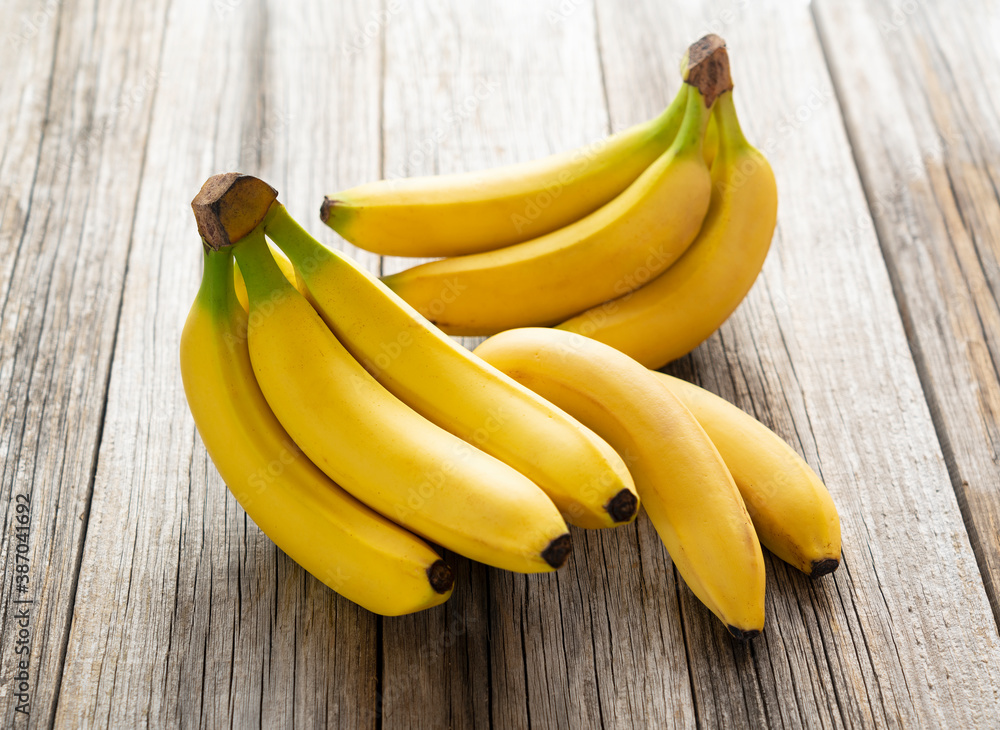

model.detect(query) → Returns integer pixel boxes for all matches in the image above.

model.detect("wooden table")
[3,0,1000,726]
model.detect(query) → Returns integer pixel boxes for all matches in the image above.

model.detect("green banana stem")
[671,84,712,157]
[263,203,335,272]
[646,83,691,145]
[713,91,749,154]
[232,227,296,306]
[196,246,239,318]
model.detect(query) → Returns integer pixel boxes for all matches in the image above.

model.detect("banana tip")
[320,196,337,225]
[542,533,573,569]
[427,560,455,594]
[606,489,639,523]
[727,626,761,642]
[810,558,839,578]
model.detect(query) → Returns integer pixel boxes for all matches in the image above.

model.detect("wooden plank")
[0,0,168,725]
[54,0,383,726]
[375,2,627,727]
[813,0,1000,627]
[594,0,1000,725]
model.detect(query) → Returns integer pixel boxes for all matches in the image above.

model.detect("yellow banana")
[475,328,766,638]
[382,82,716,336]
[180,246,454,616]
[558,91,778,368]
[233,239,299,311]
[262,204,638,529]
[231,225,571,574]
[655,373,841,577]
[321,39,724,259]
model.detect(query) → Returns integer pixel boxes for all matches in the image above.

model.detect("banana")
[558,90,778,368]
[655,373,841,577]
[180,245,454,616]
[233,239,299,311]
[475,328,766,638]
[382,79,718,336]
[263,204,638,529]
[227,224,571,574]
[322,70,722,258]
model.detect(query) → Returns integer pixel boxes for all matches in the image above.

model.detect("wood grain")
[376,2,618,726]
[54,0,383,726]
[813,0,1000,629]
[1,0,998,727]
[596,0,1000,725]
[0,0,168,725]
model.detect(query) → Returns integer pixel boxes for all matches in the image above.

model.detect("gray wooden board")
[813,0,1000,628]
[0,0,171,725]
[597,0,1000,726]
[54,0,383,727]
[0,0,999,726]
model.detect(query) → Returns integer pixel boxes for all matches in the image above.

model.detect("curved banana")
[233,239,299,311]
[263,205,638,529]
[322,38,724,260]
[382,83,715,336]
[474,328,766,638]
[180,246,454,616]
[558,91,778,368]
[655,373,841,577]
[232,227,571,574]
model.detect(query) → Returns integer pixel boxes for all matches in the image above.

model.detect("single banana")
[180,246,454,616]
[322,54,722,259]
[655,372,841,577]
[227,224,571,574]
[263,204,638,529]
[233,239,300,311]
[382,78,718,336]
[558,90,778,368]
[475,328,766,638]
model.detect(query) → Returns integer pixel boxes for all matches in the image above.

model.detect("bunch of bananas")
[323,35,778,369]
[182,174,639,616]
[180,34,841,635]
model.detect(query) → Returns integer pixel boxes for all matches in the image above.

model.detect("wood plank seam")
[809,0,1000,632]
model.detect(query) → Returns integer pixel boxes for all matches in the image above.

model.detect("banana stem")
[263,203,336,271]
[197,246,239,316]
[671,84,712,157]
[231,227,297,307]
[647,83,691,145]
[713,91,749,152]
[681,34,734,108]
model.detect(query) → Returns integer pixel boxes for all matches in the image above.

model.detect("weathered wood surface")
[0,0,998,727]
[54,0,384,727]
[0,0,170,726]
[813,0,1000,627]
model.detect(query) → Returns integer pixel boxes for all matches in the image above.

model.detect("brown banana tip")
[319,196,337,225]
[727,626,761,642]
[427,560,455,594]
[810,558,839,578]
[682,34,733,107]
[191,173,278,250]
[541,533,573,569]
[606,489,639,523]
